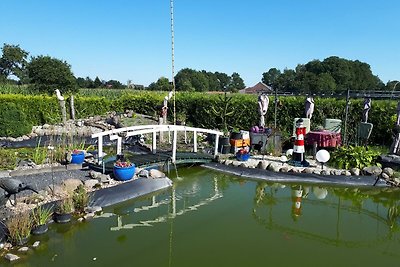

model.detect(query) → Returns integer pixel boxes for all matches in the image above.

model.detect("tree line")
[262,56,397,93]
[1,43,398,95]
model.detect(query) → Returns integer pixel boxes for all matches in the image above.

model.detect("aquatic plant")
[6,213,32,245]
[56,197,74,214]
[72,185,89,214]
[32,205,53,226]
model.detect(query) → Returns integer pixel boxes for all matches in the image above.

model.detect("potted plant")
[6,213,32,246]
[72,184,89,215]
[54,197,74,223]
[70,149,85,164]
[113,159,136,181]
[31,205,53,235]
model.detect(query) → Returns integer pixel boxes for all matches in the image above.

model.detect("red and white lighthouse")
[293,119,306,161]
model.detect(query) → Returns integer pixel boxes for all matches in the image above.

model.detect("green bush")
[329,145,381,169]
[0,102,32,137]
[0,90,397,147]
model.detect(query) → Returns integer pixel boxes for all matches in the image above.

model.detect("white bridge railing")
[91,125,223,163]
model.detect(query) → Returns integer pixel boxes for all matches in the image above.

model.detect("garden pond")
[2,166,400,266]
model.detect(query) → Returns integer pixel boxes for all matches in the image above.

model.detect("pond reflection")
[251,180,400,250]
[5,167,400,266]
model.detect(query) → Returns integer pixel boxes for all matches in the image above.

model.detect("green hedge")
[0,92,396,146]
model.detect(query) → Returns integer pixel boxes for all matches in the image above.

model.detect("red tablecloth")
[306,131,341,148]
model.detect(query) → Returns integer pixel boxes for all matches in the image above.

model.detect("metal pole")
[170,0,176,125]
[274,86,277,129]
[343,89,350,146]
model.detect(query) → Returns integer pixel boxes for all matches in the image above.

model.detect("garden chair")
[324,118,342,133]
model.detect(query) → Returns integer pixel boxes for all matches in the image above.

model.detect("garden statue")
[389,101,400,154]
[55,89,67,124]
[0,178,39,206]
[291,118,309,167]
[362,97,372,123]
[258,93,269,127]
[305,97,314,119]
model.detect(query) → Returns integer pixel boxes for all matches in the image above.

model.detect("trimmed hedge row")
[0,92,396,146]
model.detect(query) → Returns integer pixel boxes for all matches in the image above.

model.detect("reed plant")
[32,205,53,226]
[72,185,89,214]
[6,213,32,245]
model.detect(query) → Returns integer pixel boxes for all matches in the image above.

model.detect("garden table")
[306,130,341,148]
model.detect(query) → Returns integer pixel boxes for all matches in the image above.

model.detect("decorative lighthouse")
[292,118,309,167]
[291,185,303,221]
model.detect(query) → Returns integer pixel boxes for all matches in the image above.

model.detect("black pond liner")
[202,162,389,188]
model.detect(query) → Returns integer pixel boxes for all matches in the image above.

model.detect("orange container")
[230,139,250,147]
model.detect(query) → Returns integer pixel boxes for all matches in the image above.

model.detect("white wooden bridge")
[91,125,223,165]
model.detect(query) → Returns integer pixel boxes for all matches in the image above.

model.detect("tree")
[0,43,29,83]
[93,76,103,88]
[148,77,172,91]
[262,68,281,87]
[228,72,245,92]
[106,80,125,89]
[27,55,77,94]
[215,72,230,91]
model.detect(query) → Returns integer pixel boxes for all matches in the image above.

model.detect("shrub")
[0,102,32,137]
[329,145,381,169]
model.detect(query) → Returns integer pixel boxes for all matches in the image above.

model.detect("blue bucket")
[113,164,136,181]
[71,151,85,164]
[236,152,250,161]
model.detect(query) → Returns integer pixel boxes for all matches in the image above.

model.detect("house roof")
[239,82,273,94]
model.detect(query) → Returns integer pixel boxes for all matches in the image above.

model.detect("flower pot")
[71,151,85,164]
[113,164,136,181]
[31,224,49,235]
[54,212,72,224]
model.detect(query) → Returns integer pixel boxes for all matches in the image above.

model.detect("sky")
[1,0,399,87]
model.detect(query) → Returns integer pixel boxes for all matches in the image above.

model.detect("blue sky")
[1,0,399,87]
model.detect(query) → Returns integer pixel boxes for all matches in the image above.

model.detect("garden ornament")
[389,101,400,154]
[291,185,303,220]
[291,118,309,167]
[55,89,64,101]
[362,97,371,123]
[258,93,269,127]
[305,97,314,119]
[0,178,39,206]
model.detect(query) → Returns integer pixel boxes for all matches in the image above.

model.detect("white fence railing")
[91,125,223,163]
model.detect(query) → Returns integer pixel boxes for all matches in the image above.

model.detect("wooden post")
[116,137,122,155]
[70,95,75,120]
[152,131,157,154]
[193,130,198,152]
[59,100,67,125]
[313,141,317,160]
[98,136,103,164]
[214,134,220,157]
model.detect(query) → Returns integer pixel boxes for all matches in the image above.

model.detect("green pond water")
[3,167,400,267]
